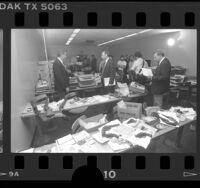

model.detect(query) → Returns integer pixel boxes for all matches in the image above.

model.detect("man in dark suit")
[150,50,171,108]
[53,51,70,100]
[100,50,116,85]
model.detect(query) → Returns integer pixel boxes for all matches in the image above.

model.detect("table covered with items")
[19,100,196,153]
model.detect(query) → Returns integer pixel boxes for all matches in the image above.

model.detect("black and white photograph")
[0,30,3,153]
[11,29,197,153]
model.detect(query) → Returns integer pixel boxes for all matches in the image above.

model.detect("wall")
[46,44,105,69]
[109,30,197,76]
[0,30,3,101]
[11,30,45,152]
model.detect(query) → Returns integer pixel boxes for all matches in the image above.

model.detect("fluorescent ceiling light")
[98,29,153,46]
[71,33,77,38]
[65,29,81,45]
[73,29,81,34]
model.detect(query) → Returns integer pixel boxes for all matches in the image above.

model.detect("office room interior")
[0,30,3,153]
[11,29,197,153]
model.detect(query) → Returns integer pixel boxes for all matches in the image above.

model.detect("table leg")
[175,126,184,148]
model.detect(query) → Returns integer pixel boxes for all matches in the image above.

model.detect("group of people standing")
[52,49,171,109]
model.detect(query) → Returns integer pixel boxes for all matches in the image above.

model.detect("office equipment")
[77,74,96,88]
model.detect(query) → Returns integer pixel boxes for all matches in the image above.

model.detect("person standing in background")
[130,51,148,74]
[90,54,97,73]
[53,51,70,100]
[150,49,171,108]
[100,50,116,85]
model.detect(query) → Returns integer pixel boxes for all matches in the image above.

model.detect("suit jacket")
[53,58,69,97]
[151,57,171,95]
[101,58,116,84]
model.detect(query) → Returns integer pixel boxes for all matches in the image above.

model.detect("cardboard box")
[78,114,108,132]
[117,102,142,121]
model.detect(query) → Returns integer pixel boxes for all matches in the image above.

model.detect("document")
[56,134,74,145]
[141,68,153,77]
[92,132,110,144]
[104,77,116,86]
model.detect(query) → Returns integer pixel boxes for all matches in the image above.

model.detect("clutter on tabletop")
[145,106,160,116]
[117,101,142,121]
[129,82,146,94]
[169,106,196,121]
[92,131,110,144]
[115,82,130,97]
[122,117,140,128]
[108,137,131,152]
[78,114,108,132]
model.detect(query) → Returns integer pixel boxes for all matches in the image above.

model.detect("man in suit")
[53,51,70,100]
[100,50,116,85]
[150,50,171,108]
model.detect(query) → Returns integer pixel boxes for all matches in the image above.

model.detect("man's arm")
[152,61,171,81]
[53,63,68,90]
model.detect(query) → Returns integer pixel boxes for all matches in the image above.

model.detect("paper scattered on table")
[141,68,153,77]
[92,131,110,144]
[58,143,81,153]
[169,106,196,120]
[108,138,130,152]
[56,134,74,145]
[72,130,91,143]
[123,134,151,149]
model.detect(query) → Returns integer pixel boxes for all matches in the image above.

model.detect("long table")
[21,93,146,118]
[21,117,196,153]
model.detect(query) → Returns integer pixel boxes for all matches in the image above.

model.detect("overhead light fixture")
[73,29,81,34]
[98,29,153,46]
[65,29,81,46]
[167,38,175,46]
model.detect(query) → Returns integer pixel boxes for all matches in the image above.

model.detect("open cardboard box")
[78,114,108,132]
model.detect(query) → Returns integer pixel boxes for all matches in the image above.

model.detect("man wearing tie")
[150,50,171,108]
[100,50,116,85]
[53,51,70,100]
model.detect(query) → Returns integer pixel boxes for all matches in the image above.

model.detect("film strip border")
[0,2,200,181]
[0,2,200,27]
[0,155,198,180]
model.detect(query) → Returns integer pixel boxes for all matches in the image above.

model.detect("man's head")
[101,50,109,60]
[58,51,67,61]
[134,51,143,59]
[153,49,165,63]
[120,55,125,61]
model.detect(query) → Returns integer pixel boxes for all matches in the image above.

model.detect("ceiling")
[41,29,182,47]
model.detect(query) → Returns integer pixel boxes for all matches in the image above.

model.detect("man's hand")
[66,87,69,93]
